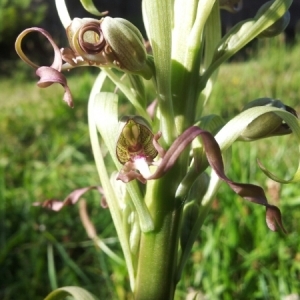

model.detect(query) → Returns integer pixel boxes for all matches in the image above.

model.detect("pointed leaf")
[88,91,136,290]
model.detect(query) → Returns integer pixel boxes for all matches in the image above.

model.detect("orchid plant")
[15,0,299,299]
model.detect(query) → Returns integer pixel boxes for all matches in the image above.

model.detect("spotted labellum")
[116,116,158,165]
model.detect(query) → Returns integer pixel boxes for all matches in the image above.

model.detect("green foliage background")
[1,38,300,299]
[0,0,47,43]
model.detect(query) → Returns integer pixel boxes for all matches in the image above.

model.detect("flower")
[15,17,153,107]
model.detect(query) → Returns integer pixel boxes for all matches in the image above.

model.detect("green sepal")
[239,98,296,141]
[101,17,153,79]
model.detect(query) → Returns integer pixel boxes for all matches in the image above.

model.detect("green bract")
[239,98,297,141]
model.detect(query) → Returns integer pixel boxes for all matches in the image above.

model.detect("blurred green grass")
[1,38,300,299]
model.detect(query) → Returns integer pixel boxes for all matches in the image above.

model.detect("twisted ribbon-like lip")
[15,27,74,107]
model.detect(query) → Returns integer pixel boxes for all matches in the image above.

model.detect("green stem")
[134,170,183,300]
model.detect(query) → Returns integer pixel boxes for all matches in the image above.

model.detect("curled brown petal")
[15,27,75,106]
[79,21,106,54]
[147,127,203,180]
[15,27,63,71]
[36,66,73,107]
[197,127,286,232]
[33,186,104,211]
[148,126,286,232]
[266,205,287,233]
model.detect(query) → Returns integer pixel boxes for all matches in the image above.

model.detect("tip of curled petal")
[33,199,67,211]
[33,186,105,211]
[36,66,74,107]
[266,205,287,233]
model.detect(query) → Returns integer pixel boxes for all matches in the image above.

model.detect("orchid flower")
[15,0,299,299]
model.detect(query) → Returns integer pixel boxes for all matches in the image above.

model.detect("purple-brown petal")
[33,186,104,211]
[147,127,204,179]
[117,169,147,184]
[266,205,287,233]
[198,128,287,232]
[147,126,286,232]
[36,66,74,107]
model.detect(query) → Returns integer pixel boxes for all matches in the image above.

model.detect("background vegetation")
[1,37,300,299]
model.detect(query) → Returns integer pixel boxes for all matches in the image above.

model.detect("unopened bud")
[239,98,297,141]
[101,17,152,79]
[66,17,153,79]
[258,11,290,38]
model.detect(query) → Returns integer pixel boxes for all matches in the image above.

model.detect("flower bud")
[66,18,109,64]
[239,98,297,141]
[66,17,153,79]
[101,17,152,79]
[258,11,290,38]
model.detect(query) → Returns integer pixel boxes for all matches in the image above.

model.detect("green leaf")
[79,0,108,16]
[44,286,99,300]
[201,0,293,85]
[88,77,136,290]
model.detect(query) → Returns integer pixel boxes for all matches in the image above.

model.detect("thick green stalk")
[134,169,183,300]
